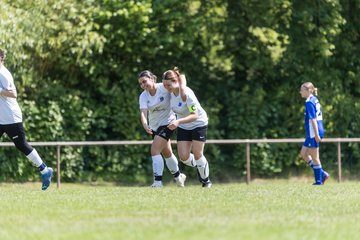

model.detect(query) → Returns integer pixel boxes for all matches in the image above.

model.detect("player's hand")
[143,125,153,135]
[315,135,321,143]
[167,120,179,130]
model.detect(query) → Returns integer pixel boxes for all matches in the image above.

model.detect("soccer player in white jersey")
[162,67,212,188]
[0,48,53,190]
[138,70,186,187]
[299,82,329,185]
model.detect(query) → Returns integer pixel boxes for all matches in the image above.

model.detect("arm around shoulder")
[0,88,17,98]
[179,74,187,102]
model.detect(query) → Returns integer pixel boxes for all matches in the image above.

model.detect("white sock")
[181,153,196,167]
[165,154,179,175]
[26,149,44,167]
[152,155,164,177]
[27,149,48,174]
[196,155,209,179]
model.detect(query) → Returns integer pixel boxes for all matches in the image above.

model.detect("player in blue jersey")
[162,67,212,188]
[299,82,329,185]
[0,48,53,190]
[138,70,186,187]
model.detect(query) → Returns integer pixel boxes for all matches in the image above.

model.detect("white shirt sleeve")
[139,91,148,110]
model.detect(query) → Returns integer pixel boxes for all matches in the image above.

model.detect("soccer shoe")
[150,181,163,188]
[202,180,212,188]
[175,173,186,187]
[41,167,53,191]
[322,171,330,184]
[312,182,323,186]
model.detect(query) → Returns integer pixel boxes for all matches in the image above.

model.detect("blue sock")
[38,163,47,171]
[313,164,323,184]
[307,160,313,168]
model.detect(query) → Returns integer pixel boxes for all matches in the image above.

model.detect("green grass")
[1,179,360,240]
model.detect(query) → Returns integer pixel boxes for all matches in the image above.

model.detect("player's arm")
[179,74,187,102]
[167,104,198,130]
[0,87,17,98]
[140,109,153,135]
[310,118,321,142]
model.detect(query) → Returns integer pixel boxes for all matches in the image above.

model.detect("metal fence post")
[56,145,61,189]
[337,141,342,183]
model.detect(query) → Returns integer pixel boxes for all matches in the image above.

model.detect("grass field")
[1,179,360,240]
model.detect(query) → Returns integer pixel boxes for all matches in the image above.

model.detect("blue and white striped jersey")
[304,95,324,138]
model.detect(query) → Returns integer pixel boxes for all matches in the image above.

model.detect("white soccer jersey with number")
[170,86,208,130]
[0,65,22,124]
[139,83,175,131]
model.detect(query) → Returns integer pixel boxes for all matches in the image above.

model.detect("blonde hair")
[301,82,318,96]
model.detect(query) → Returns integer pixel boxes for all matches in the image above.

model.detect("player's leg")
[177,128,196,167]
[4,123,53,190]
[177,140,193,165]
[157,126,184,183]
[301,141,329,184]
[161,140,186,187]
[150,135,167,187]
[192,126,211,187]
[300,145,313,165]
[308,147,324,185]
[192,141,211,187]
[303,157,330,184]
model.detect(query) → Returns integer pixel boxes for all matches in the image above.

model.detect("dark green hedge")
[1,0,360,183]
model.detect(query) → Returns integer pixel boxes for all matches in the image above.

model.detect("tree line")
[1,0,359,183]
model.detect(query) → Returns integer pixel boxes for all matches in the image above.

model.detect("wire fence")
[1,138,360,188]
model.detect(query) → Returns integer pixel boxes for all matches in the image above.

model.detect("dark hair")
[0,49,5,62]
[162,67,180,82]
[138,70,157,82]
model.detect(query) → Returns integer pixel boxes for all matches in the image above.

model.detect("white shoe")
[175,173,186,187]
[150,181,163,188]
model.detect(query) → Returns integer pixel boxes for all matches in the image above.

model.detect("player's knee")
[13,138,33,155]
[179,154,190,162]
[193,153,203,160]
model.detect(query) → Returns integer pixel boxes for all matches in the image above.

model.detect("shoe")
[202,180,212,188]
[150,181,163,188]
[312,182,323,186]
[322,171,330,184]
[175,173,186,187]
[41,167,53,191]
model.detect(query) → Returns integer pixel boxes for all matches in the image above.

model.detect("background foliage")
[1,0,359,183]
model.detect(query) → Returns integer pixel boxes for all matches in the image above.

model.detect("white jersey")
[139,83,175,131]
[0,65,22,124]
[170,87,208,130]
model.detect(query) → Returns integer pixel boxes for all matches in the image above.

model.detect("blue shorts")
[303,137,320,148]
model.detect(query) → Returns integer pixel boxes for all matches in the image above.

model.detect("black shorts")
[177,126,208,142]
[152,125,175,141]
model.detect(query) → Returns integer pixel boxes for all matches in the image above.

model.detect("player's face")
[299,86,309,98]
[162,79,178,93]
[138,77,154,90]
